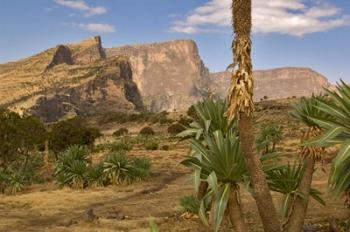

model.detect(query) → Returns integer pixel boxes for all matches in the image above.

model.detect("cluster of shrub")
[55,145,150,189]
[98,111,173,125]
[0,109,48,194]
[113,119,191,139]
[101,106,196,137]
[111,128,170,151]
[0,109,102,194]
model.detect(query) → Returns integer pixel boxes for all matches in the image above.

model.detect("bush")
[144,142,159,150]
[187,105,197,119]
[49,119,100,154]
[0,109,46,167]
[167,123,186,135]
[161,145,170,151]
[179,195,200,214]
[139,126,155,136]
[113,128,129,137]
[109,141,133,152]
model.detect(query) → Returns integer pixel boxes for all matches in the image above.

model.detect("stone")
[83,208,97,222]
[106,208,126,220]
[58,218,78,227]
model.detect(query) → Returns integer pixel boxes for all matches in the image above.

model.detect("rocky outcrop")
[209,67,331,101]
[46,45,74,70]
[30,58,143,122]
[106,40,210,112]
[69,36,106,64]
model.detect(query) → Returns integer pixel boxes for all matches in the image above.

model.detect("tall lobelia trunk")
[197,181,208,200]
[44,139,50,168]
[284,157,315,231]
[285,127,323,232]
[227,1,281,231]
[228,186,248,232]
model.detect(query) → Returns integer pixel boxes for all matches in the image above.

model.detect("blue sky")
[0,0,349,83]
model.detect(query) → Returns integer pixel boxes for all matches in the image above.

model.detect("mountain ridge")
[0,36,332,121]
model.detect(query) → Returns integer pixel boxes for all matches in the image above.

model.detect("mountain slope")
[0,36,143,122]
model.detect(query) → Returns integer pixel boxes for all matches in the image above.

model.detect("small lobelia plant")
[303,81,350,208]
[179,195,200,214]
[87,163,106,187]
[284,95,330,231]
[55,145,89,189]
[6,172,26,195]
[265,163,325,223]
[149,218,159,232]
[102,152,151,184]
[256,123,283,154]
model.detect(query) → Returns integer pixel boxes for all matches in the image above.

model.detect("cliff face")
[69,36,106,64]
[209,67,331,101]
[106,40,210,112]
[0,36,143,122]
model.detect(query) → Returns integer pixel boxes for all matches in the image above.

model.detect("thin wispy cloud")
[54,0,107,17]
[72,23,116,33]
[170,0,350,36]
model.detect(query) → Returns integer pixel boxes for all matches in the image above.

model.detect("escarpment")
[106,40,211,112]
[209,67,331,101]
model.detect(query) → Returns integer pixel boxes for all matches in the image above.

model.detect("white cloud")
[54,0,107,17]
[72,23,116,33]
[170,0,350,36]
